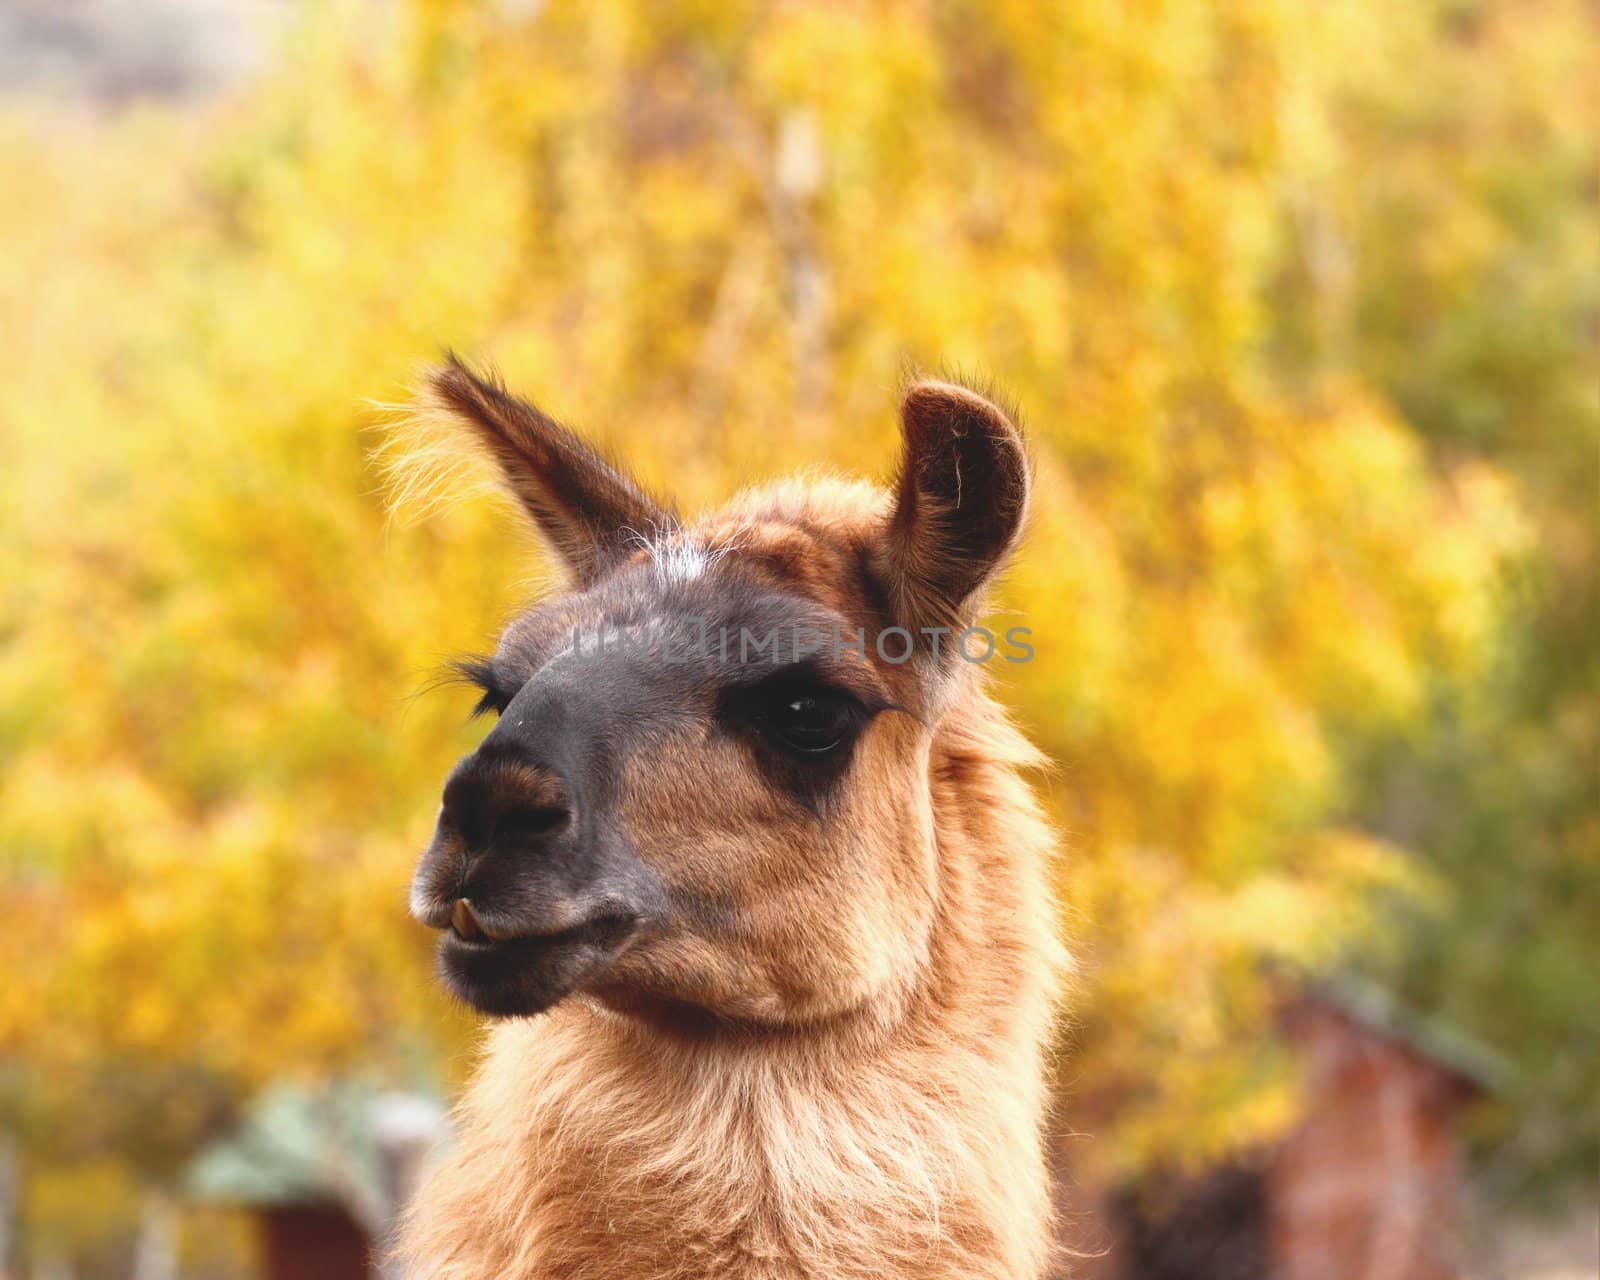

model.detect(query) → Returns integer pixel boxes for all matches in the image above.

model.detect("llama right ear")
[422,356,674,585]
[877,379,1030,636]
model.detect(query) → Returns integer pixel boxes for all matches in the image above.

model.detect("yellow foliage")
[0,0,1573,1253]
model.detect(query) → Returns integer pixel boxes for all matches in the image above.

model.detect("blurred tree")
[1300,0,1599,1197]
[0,0,1585,1269]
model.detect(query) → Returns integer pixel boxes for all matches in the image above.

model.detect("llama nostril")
[439,785,489,852]
[440,758,570,853]
[494,805,570,845]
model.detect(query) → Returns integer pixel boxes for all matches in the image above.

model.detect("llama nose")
[438,753,572,853]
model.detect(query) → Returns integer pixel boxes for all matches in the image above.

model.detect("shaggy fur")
[395,362,1066,1279]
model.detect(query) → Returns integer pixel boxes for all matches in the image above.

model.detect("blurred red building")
[1059,978,1499,1280]
[254,1206,371,1280]
[186,1083,446,1280]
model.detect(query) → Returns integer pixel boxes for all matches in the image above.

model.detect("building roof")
[185,1081,446,1231]
[1299,973,1513,1094]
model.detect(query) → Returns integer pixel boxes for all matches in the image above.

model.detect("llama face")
[406,361,1028,1027]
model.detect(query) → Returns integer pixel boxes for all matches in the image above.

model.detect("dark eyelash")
[723,656,874,702]
[450,656,512,718]
[469,689,505,719]
[750,671,860,713]
[769,667,901,724]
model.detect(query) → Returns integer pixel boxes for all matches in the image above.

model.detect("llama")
[398,359,1066,1279]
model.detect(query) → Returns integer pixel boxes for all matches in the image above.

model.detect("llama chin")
[395,359,1066,1280]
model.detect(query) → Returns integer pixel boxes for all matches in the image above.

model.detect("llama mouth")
[437,911,639,1018]
[449,897,519,943]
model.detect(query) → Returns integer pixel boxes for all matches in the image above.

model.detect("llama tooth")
[451,898,481,941]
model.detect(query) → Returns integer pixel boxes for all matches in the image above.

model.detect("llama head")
[407,358,1029,1027]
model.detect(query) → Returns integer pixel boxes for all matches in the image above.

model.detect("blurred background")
[0,1,1594,1277]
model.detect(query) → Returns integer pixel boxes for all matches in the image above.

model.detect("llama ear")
[424,356,674,584]
[878,379,1029,634]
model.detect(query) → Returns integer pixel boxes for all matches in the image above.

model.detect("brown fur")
[395,364,1066,1279]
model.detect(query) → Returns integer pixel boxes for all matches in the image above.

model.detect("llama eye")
[764,687,857,755]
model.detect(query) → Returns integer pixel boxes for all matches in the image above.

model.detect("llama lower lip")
[437,918,636,1017]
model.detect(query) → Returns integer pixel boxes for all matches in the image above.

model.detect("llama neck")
[407,696,1062,1280]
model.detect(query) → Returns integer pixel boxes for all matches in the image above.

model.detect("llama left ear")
[421,356,675,586]
[878,379,1030,635]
